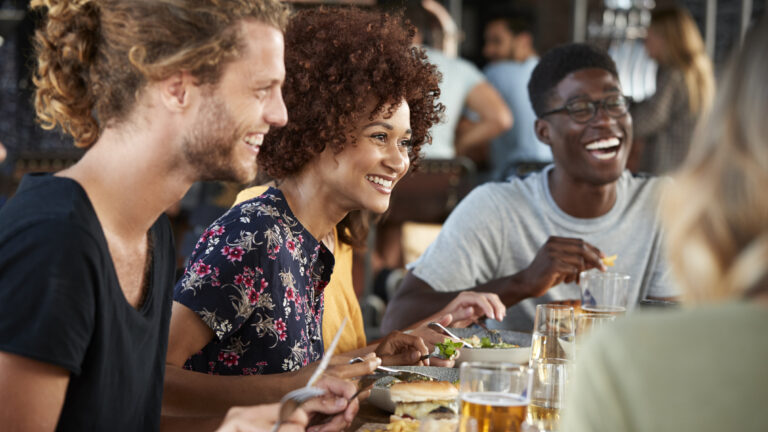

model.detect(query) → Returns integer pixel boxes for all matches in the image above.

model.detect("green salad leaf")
[435,338,464,359]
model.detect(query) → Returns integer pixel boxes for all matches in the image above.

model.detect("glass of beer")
[579,271,631,316]
[458,362,532,432]
[530,304,575,361]
[526,358,572,432]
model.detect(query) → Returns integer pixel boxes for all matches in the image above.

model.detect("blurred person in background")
[403,0,511,160]
[382,43,679,333]
[482,13,552,180]
[630,6,715,174]
[164,8,501,431]
[0,0,308,430]
[563,17,768,432]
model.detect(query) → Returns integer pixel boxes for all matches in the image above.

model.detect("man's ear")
[534,118,552,147]
[159,72,196,112]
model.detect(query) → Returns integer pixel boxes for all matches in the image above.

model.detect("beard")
[181,92,257,184]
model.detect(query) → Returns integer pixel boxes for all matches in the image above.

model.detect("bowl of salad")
[441,327,532,365]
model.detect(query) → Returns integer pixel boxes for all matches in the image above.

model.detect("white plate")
[368,366,459,413]
[447,327,532,366]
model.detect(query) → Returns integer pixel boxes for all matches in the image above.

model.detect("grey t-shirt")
[408,165,678,331]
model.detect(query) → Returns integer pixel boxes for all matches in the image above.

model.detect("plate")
[447,327,532,366]
[368,366,459,413]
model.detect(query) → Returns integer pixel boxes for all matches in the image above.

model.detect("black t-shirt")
[0,174,175,431]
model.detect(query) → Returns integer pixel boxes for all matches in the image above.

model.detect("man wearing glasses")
[382,43,679,332]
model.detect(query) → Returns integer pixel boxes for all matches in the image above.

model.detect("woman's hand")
[374,331,431,366]
[216,403,307,432]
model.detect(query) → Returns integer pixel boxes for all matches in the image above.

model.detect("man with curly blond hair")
[0,0,360,430]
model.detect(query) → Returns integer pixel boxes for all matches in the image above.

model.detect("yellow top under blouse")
[234,186,367,353]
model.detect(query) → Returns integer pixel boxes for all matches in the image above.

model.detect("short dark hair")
[528,43,619,117]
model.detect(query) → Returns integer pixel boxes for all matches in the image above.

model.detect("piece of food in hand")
[435,338,463,360]
[601,254,618,267]
[388,381,459,432]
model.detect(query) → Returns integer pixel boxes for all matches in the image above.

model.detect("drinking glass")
[526,359,572,432]
[530,304,575,361]
[579,271,631,316]
[458,362,533,432]
[575,313,616,339]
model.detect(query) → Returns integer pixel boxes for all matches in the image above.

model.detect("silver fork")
[428,322,473,348]
[474,319,503,345]
[271,386,326,432]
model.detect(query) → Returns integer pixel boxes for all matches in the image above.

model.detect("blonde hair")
[31,0,290,148]
[662,19,768,302]
[649,7,715,115]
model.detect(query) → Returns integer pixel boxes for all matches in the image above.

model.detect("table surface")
[347,400,390,431]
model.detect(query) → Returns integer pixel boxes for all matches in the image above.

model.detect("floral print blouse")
[174,188,333,375]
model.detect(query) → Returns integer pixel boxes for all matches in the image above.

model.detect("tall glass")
[530,304,575,361]
[459,362,532,432]
[579,271,631,316]
[526,359,571,432]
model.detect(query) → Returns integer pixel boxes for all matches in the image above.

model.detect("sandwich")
[387,381,459,432]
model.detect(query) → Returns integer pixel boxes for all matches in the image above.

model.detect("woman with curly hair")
[164,6,504,430]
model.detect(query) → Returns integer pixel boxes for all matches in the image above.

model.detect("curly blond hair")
[31,0,290,148]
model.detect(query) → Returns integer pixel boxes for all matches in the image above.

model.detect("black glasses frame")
[540,95,633,124]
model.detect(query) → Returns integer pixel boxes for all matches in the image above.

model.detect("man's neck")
[59,127,192,241]
[547,168,618,219]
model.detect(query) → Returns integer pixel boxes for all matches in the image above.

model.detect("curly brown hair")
[258,6,444,180]
[31,0,290,148]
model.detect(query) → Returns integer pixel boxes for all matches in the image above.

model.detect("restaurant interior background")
[0,0,765,340]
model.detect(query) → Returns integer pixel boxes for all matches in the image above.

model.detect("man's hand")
[215,403,307,432]
[303,375,361,432]
[520,236,606,297]
[417,291,506,329]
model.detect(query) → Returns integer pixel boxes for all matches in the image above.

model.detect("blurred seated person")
[631,6,715,174]
[164,8,499,429]
[482,13,552,180]
[382,43,679,333]
[563,19,768,432]
[403,0,512,160]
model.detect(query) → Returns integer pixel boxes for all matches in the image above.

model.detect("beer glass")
[530,304,575,361]
[458,362,532,432]
[526,359,571,432]
[579,271,631,316]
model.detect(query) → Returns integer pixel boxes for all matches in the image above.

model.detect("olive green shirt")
[563,302,768,432]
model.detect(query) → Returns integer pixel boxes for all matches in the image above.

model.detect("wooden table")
[347,399,390,431]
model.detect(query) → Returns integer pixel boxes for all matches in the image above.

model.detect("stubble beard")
[182,93,257,184]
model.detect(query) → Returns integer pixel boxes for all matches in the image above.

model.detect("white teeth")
[244,135,263,147]
[593,150,618,160]
[585,137,620,150]
[366,175,393,188]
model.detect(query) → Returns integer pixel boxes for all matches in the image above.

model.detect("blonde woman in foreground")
[563,17,768,432]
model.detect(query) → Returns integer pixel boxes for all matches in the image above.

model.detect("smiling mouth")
[585,137,621,160]
[366,175,394,190]
[244,133,264,152]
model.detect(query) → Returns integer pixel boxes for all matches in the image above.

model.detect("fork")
[271,386,327,432]
[427,322,473,348]
[348,357,437,382]
[474,319,503,345]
